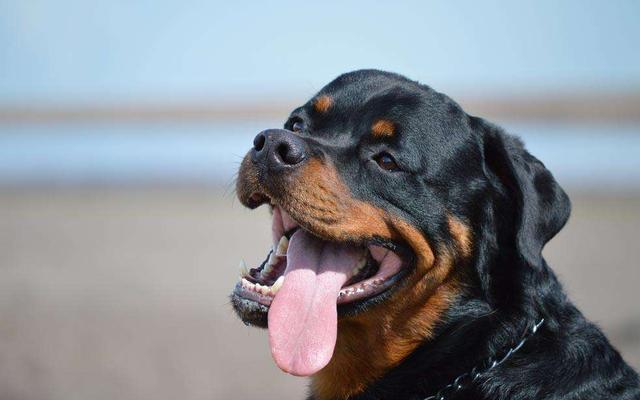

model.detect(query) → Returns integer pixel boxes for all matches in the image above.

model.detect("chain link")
[423,318,544,400]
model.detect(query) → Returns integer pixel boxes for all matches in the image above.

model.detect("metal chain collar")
[423,318,545,400]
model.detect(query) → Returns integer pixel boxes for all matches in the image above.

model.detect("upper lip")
[253,189,412,255]
[246,192,272,209]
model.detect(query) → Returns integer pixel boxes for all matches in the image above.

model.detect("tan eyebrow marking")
[447,214,472,259]
[313,95,333,113]
[371,119,396,138]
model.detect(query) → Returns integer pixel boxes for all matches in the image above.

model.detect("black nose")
[252,129,307,170]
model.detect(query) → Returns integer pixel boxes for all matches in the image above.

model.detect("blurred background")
[0,1,639,399]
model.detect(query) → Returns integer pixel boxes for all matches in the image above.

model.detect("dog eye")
[374,152,400,172]
[292,121,304,132]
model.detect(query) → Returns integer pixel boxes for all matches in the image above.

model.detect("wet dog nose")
[252,129,307,170]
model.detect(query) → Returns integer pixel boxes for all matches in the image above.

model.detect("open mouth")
[231,196,410,376]
[235,206,406,307]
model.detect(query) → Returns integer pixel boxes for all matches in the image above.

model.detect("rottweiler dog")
[231,70,640,400]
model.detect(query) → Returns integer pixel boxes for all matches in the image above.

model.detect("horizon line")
[1,91,639,124]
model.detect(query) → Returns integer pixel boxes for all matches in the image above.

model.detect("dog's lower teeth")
[239,271,287,297]
[271,276,284,294]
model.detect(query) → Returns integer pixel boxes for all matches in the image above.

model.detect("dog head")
[231,70,570,396]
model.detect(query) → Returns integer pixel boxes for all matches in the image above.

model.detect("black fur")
[246,70,640,399]
[304,70,639,399]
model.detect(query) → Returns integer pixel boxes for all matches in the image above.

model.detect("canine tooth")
[271,276,284,294]
[241,278,252,288]
[268,250,279,265]
[263,258,274,275]
[276,236,289,256]
[255,283,263,292]
[239,260,250,277]
[263,251,281,275]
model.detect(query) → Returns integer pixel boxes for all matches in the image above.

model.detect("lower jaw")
[231,265,410,327]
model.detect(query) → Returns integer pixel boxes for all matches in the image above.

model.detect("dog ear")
[477,118,571,268]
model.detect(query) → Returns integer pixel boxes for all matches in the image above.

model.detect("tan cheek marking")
[371,119,395,138]
[313,95,333,113]
[313,233,459,400]
[278,158,394,243]
[287,160,460,400]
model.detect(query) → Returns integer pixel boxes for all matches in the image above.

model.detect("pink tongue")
[268,229,362,376]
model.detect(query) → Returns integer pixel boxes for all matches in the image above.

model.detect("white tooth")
[351,257,367,276]
[276,236,289,256]
[255,283,262,292]
[261,285,271,295]
[241,278,252,288]
[239,260,250,277]
[263,260,273,276]
[271,276,284,294]
[267,250,278,266]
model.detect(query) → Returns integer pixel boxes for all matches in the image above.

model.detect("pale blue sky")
[1,1,639,187]
[1,0,639,105]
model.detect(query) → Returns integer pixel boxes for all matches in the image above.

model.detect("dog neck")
[309,222,470,400]
[309,279,460,400]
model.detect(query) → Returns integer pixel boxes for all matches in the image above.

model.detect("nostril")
[275,143,291,163]
[253,129,307,168]
[276,142,305,165]
[253,133,266,152]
